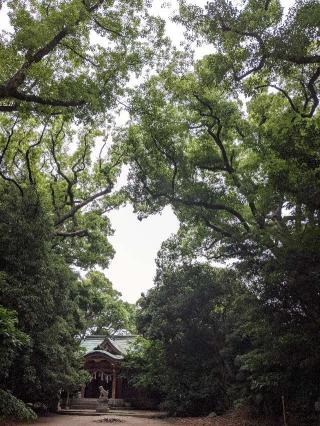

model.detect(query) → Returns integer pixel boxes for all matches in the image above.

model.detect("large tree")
[125,263,241,415]
[115,0,320,420]
[0,114,120,268]
[0,0,168,264]
[0,184,87,408]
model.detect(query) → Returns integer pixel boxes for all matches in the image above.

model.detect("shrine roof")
[81,333,136,356]
[81,335,105,353]
[109,335,136,355]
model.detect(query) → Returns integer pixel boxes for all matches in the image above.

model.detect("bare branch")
[256,83,318,118]
[0,117,19,165]
[11,90,85,107]
[25,124,48,184]
[285,55,320,65]
[50,181,59,219]
[61,42,100,68]
[233,55,266,81]
[306,66,320,117]
[54,229,89,238]
[98,140,108,171]
[197,164,227,173]
[0,104,18,112]
[93,17,123,38]
[202,217,233,238]
[0,169,24,195]
[172,197,250,231]
[54,183,113,227]
[151,135,178,196]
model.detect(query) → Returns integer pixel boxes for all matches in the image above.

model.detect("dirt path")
[8,414,172,426]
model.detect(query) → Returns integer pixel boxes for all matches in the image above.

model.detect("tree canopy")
[0,0,166,118]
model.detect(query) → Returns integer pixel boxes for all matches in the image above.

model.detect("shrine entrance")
[84,370,113,398]
[83,352,119,399]
[80,335,140,404]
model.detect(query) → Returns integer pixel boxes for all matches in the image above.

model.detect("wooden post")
[282,395,287,426]
[112,365,117,399]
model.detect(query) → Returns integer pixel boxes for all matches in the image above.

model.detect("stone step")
[70,398,128,410]
[60,410,102,416]
[70,404,97,409]
[70,405,97,409]
[59,409,167,418]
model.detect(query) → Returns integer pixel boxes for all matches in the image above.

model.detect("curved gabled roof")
[84,349,123,362]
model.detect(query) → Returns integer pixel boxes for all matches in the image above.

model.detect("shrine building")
[80,333,137,405]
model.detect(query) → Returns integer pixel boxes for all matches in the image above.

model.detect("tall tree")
[0,184,87,408]
[125,261,242,415]
[115,0,320,420]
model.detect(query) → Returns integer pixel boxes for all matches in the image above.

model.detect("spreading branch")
[256,82,319,118]
[0,117,19,165]
[202,217,233,238]
[172,197,250,231]
[0,0,105,108]
[213,13,320,85]
[0,117,24,195]
[94,18,123,38]
[194,94,259,220]
[54,229,89,238]
[54,184,113,227]
[25,124,48,184]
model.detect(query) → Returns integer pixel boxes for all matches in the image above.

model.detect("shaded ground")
[1,407,285,426]
[167,415,281,426]
[2,412,283,426]
[2,413,172,426]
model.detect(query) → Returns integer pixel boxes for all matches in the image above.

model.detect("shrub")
[0,389,37,422]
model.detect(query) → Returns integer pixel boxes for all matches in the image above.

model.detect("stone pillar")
[112,365,117,399]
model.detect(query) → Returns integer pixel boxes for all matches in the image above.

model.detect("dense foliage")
[124,265,241,415]
[0,0,165,119]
